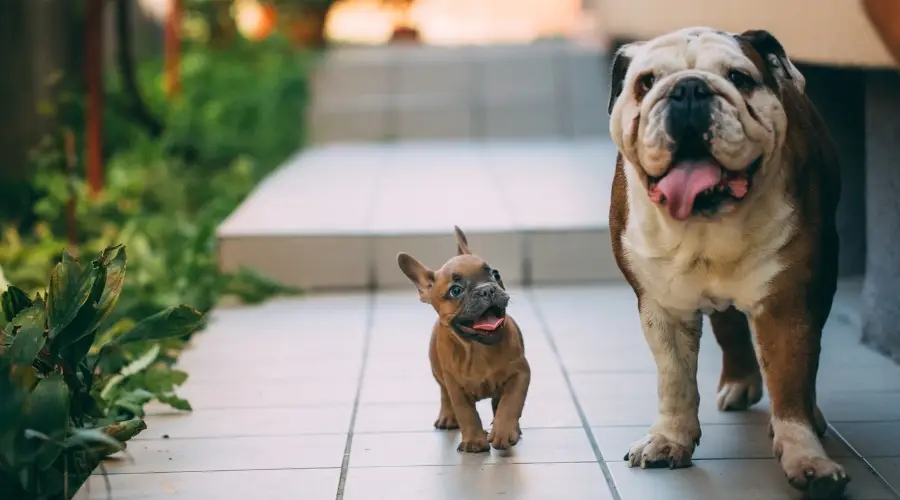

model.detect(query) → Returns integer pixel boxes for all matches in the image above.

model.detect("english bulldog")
[607,27,845,498]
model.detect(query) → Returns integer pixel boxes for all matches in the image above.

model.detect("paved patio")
[76,278,900,499]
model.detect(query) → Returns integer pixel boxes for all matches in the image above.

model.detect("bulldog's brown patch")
[397,226,530,453]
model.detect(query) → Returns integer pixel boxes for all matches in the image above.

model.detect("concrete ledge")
[217,139,621,291]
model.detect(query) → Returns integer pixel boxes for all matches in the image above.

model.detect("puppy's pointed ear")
[397,252,435,303]
[738,29,805,93]
[608,42,642,114]
[453,225,471,255]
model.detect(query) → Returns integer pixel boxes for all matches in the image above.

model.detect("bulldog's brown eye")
[491,269,501,281]
[637,73,656,93]
[448,284,464,298]
[727,70,756,90]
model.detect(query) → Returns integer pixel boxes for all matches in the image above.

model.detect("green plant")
[0,245,204,499]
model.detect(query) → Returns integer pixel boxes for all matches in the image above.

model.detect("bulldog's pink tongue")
[472,313,505,332]
[655,161,722,221]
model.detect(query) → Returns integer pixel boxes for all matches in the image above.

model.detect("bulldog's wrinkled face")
[608,27,806,221]
[397,226,511,346]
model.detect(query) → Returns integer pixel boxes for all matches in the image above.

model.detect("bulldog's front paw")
[773,421,850,499]
[779,454,849,499]
[434,411,459,430]
[624,432,696,469]
[487,423,520,450]
[457,434,490,453]
[716,372,763,411]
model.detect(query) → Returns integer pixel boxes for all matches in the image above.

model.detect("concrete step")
[307,43,610,144]
[216,139,621,291]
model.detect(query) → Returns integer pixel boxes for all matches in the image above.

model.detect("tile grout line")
[334,293,376,500]
[525,289,623,500]
[826,425,900,499]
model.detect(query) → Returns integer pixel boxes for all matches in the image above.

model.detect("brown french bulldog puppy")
[397,226,530,453]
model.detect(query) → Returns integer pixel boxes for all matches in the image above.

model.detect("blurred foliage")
[0,246,204,499]
[0,23,309,497]
[2,35,309,317]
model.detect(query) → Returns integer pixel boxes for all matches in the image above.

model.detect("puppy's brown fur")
[397,226,530,453]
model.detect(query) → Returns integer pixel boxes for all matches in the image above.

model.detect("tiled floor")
[77,280,900,499]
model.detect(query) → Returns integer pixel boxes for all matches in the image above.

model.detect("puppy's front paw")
[434,412,459,430]
[624,433,696,469]
[488,423,520,450]
[457,435,490,453]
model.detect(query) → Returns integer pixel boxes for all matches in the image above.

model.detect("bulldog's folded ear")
[453,225,471,255]
[608,42,643,114]
[397,253,435,303]
[738,29,805,93]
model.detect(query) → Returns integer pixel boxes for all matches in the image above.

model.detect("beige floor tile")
[867,457,900,494]
[178,378,359,409]
[832,422,900,458]
[136,406,352,440]
[354,394,582,434]
[349,428,595,467]
[527,229,620,283]
[105,434,347,474]
[76,469,340,500]
[819,390,900,422]
[592,424,854,462]
[607,457,895,500]
[343,463,615,500]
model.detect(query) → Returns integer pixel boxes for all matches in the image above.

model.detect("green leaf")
[51,259,108,358]
[6,305,47,364]
[23,373,70,470]
[88,245,127,332]
[116,305,204,344]
[98,418,147,444]
[46,251,92,340]
[2,286,33,323]
[157,393,192,412]
[64,428,125,456]
[100,344,160,400]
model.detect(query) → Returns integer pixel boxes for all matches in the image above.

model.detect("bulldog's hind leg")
[625,302,702,469]
[434,383,459,430]
[710,306,764,411]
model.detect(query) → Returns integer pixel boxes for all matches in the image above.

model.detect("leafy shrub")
[0,245,204,499]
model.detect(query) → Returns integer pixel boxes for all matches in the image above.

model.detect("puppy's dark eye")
[637,73,656,94]
[448,284,464,298]
[491,269,501,281]
[727,70,756,90]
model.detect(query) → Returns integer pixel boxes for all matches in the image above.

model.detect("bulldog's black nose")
[670,77,713,103]
[667,77,714,147]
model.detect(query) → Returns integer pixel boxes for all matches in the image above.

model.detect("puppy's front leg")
[489,365,531,450]
[626,300,702,469]
[444,381,489,453]
[752,299,850,498]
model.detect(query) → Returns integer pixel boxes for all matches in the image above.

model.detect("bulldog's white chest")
[622,198,794,316]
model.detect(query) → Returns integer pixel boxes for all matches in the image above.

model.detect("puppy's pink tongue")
[472,314,504,331]
[655,161,722,221]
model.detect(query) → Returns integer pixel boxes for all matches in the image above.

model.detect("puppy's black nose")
[669,77,713,103]
[475,286,495,301]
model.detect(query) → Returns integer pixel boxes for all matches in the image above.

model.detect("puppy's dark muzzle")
[465,283,509,316]
[666,77,714,145]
